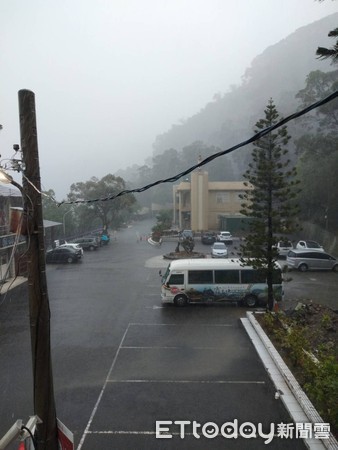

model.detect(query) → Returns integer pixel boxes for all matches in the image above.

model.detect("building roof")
[175,180,249,192]
[43,220,62,228]
[208,181,248,190]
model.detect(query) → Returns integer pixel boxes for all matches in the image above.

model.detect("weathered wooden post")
[18,89,58,450]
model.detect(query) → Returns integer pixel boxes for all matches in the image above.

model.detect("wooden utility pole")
[18,89,58,450]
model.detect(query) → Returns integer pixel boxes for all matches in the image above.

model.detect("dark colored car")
[72,237,99,251]
[201,232,216,245]
[46,247,80,264]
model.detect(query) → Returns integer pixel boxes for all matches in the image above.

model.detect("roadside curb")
[241,312,337,450]
[147,237,161,246]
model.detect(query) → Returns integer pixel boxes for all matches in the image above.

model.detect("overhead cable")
[48,90,338,205]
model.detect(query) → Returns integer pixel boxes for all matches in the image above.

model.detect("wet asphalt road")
[1,220,336,448]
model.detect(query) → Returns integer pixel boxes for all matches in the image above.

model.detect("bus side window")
[188,270,213,284]
[168,274,184,286]
[214,270,240,284]
[241,270,266,283]
[272,269,282,284]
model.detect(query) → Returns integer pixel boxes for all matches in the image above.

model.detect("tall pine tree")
[240,99,300,311]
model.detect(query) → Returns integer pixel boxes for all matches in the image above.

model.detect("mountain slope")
[152,13,338,177]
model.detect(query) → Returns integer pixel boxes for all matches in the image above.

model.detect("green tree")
[68,174,136,231]
[41,190,76,235]
[151,209,172,242]
[240,99,300,311]
[295,70,338,230]
[295,70,338,130]
[317,27,338,63]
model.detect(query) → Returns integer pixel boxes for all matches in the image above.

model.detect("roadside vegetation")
[151,210,172,242]
[257,304,338,436]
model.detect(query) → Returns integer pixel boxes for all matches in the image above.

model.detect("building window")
[216,193,229,204]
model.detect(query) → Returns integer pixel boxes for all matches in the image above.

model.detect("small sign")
[57,419,74,450]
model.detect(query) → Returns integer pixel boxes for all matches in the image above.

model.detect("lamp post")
[62,209,73,237]
[0,169,23,193]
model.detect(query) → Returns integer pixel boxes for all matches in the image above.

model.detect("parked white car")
[216,231,232,244]
[60,242,84,255]
[296,240,324,252]
[211,242,228,258]
[275,240,293,258]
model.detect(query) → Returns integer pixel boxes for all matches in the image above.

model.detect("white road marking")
[121,346,232,350]
[77,321,259,448]
[128,322,234,327]
[77,324,131,450]
[145,305,164,309]
[107,379,265,384]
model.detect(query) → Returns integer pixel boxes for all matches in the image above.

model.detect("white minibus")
[160,258,283,307]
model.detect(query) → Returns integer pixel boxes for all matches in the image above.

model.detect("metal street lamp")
[62,209,73,237]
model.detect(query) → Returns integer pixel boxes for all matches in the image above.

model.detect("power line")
[58,89,338,206]
[12,90,337,207]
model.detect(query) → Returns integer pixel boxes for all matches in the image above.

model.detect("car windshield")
[214,243,225,249]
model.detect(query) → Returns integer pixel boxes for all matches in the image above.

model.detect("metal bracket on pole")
[0,420,23,449]
[21,415,42,440]
[0,415,42,449]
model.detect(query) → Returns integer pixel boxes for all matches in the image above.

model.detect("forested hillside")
[151,13,337,177]
[117,13,338,231]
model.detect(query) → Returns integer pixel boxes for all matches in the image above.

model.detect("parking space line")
[128,322,234,327]
[78,321,259,448]
[77,323,131,450]
[87,430,157,435]
[107,379,265,384]
[81,430,283,439]
[121,346,232,349]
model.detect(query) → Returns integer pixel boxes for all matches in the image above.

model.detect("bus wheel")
[244,295,257,307]
[174,295,188,307]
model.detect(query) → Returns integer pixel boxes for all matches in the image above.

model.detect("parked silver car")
[295,240,324,252]
[287,249,337,272]
[211,242,228,258]
[72,237,98,251]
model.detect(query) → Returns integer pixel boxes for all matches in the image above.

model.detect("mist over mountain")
[147,13,337,179]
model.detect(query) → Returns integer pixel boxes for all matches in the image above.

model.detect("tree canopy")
[67,174,136,232]
[316,27,338,63]
[240,99,300,311]
[295,69,338,230]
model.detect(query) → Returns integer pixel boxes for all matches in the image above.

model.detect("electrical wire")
[56,89,338,206]
[20,425,37,449]
[22,173,58,203]
[5,90,336,207]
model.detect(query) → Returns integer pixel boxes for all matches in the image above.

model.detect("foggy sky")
[1,0,337,199]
